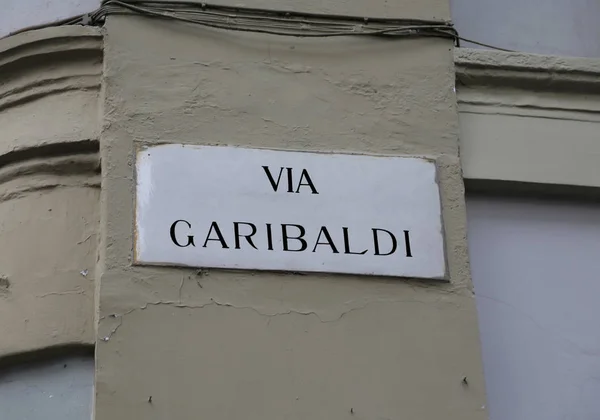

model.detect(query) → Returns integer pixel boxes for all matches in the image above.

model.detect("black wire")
[2,14,84,38]
[105,0,452,27]
[454,36,513,52]
[1,0,512,53]
[95,0,458,42]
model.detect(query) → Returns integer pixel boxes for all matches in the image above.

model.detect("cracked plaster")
[96,9,485,420]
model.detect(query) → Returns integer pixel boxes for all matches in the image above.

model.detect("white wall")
[0,355,94,419]
[1,0,99,37]
[451,0,600,57]
[467,196,600,420]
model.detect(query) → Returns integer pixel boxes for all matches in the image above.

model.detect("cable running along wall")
[5,0,461,44]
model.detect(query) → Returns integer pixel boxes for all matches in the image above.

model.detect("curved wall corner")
[0,26,102,358]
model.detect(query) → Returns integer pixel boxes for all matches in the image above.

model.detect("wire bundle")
[90,0,459,41]
[4,0,459,44]
[3,0,511,51]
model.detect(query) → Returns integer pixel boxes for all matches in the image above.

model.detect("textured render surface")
[97,10,485,420]
[0,27,102,155]
[0,355,94,419]
[456,48,600,74]
[455,48,600,92]
[0,187,99,357]
[0,27,102,357]
[456,49,600,188]
[0,0,100,37]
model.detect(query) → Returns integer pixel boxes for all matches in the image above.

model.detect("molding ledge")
[0,28,102,358]
[0,140,100,203]
[455,48,600,93]
[455,48,600,190]
[0,26,102,112]
[0,26,103,163]
[0,26,102,190]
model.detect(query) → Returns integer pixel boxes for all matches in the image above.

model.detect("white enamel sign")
[135,144,446,279]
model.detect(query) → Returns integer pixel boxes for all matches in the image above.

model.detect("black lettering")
[342,227,367,255]
[266,223,274,250]
[234,222,258,250]
[372,228,397,256]
[286,167,294,192]
[281,224,307,252]
[312,226,339,253]
[202,221,229,249]
[295,169,319,194]
[170,220,195,247]
[404,230,413,257]
[262,166,285,192]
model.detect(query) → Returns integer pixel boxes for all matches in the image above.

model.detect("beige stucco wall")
[96,2,486,418]
[0,27,102,358]
[3,6,600,419]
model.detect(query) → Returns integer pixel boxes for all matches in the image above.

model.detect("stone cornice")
[0,140,100,203]
[0,26,102,200]
[0,26,102,112]
[0,28,101,359]
[455,48,600,93]
[455,48,600,191]
[0,25,103,171]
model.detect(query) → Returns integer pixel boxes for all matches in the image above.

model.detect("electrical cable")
[94,0,459,41]
[0,0,513,52]
[3,14,87,37]
[453,36,513,52]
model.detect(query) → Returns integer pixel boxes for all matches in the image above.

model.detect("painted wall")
[0,24,100,420]
[96,1,486,418]
[1,0,99,37]
[0,26,102,356]
[467,196,600,420]
[0,356,94,419]
[455,48,600,189]
[1,2,598,420]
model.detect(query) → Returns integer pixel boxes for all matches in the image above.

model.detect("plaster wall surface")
[97,3,485,418]
[0,26,102,357]
[0,187,99,356]
[455,49,600,189]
